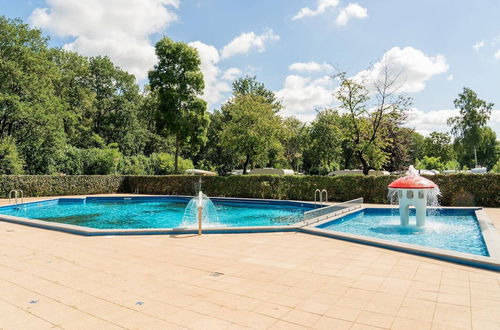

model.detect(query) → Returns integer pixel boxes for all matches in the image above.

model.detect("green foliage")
[127,174,500,207]
[491,159,500,173]
[232,76,282,111]
[148,152,193,175]
[148,37,209,173]
[334,70,411,175]
[422,132,455,163]
[0,137,24,174]
[81,147,122,175]
[303,109,343,174]
[448,87,493,167]
[415,156,444,171]
[0,175,126,197]
[219,95,283,174]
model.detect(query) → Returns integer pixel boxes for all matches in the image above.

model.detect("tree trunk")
[243,154,250,174]
[358,152,370,175]
[174,133,180,173]
[474,147,478,168]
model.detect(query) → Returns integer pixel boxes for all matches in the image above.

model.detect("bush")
[492,159,500,173]
[120,155,150,175]
[0,137,24,175]
[81,148,122,175]
[148,153,194,174]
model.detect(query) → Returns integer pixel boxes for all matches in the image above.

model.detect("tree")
[0,137,24,174]
[0,17,67,174]
[454,126,499,170]
[219,95,282,174]
[448,88,493,167]
[148,37,209,173]
[281,117,307,172]
[422,132,455,163]
[232,76,282,111]
[303,109,343,174]
[415,156,444,172]
[334,66,411,175]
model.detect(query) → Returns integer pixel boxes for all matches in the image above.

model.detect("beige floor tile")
[391,316,432,330]
[281,308,321,327]
[356,310,395,329]
[312,316,353,329]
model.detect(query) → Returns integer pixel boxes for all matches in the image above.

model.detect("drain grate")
[210,272,224,277]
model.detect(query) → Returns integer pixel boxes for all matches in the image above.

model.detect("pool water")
[318,208,488,256]
[0,197,313,229]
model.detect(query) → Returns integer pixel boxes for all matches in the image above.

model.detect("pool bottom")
[0,198,498,272]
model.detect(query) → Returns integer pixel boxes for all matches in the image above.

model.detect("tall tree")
[303,109,343,175]
[219,95,282,174]
[281,117,307,172]
[448,87,493,167]
[422,132,455,163]
[148,37,209,172]
[232,76,282,111]
[334,66,411,175]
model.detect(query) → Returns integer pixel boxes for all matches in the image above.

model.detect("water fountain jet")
[388,166,440,227]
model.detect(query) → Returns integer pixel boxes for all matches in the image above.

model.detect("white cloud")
[222,68,242,81]
[275,75,335,121]
[289,61,334,73]
[494,49,500,60]
[30,0,179,81]
[447,74,454,81]
[292,0,339,20]
[405,108,500,136]
[336,3,368,26]
[188,41,230,105]
[473,40,485,51]
[352,47,449,93]
[220,30,280,59]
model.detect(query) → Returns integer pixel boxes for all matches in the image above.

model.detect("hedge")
[0,174,499,207]
[0,175,126,198]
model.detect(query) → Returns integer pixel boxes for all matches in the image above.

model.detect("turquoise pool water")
[318,208,488,256]
[0,197,313,229]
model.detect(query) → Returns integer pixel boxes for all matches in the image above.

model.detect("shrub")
[120,155,150,175]
[81,148,122,175]
[148,153,194,174]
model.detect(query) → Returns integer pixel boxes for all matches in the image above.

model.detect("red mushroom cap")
[388,175,438,189]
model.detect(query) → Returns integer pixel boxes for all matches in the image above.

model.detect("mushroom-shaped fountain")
[388,166,440,227]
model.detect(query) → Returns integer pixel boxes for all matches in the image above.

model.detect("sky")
[1,0,500,136]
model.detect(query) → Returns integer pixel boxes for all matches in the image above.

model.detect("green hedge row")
[0,174,498,207]
[127,174,499,207]
[0,175,126,198]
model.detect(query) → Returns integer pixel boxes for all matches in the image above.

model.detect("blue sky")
[1,0,499,135]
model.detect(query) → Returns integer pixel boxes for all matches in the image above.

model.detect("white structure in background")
[248,168,295,175]
[185,169,217,176]
[470,167,487,174]
[328,169,390,176]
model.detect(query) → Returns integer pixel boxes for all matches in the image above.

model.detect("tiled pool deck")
[0,195,499,329]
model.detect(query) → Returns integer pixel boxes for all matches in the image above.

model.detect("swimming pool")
[0,197,315,229]
[317,208,489,256]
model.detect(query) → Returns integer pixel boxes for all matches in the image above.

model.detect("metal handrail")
[8,190,24,205]
[302,197,364,225]
[314,189,321,208]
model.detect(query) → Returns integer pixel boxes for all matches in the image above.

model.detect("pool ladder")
[9,190,24,205]
[314,189,328,208]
